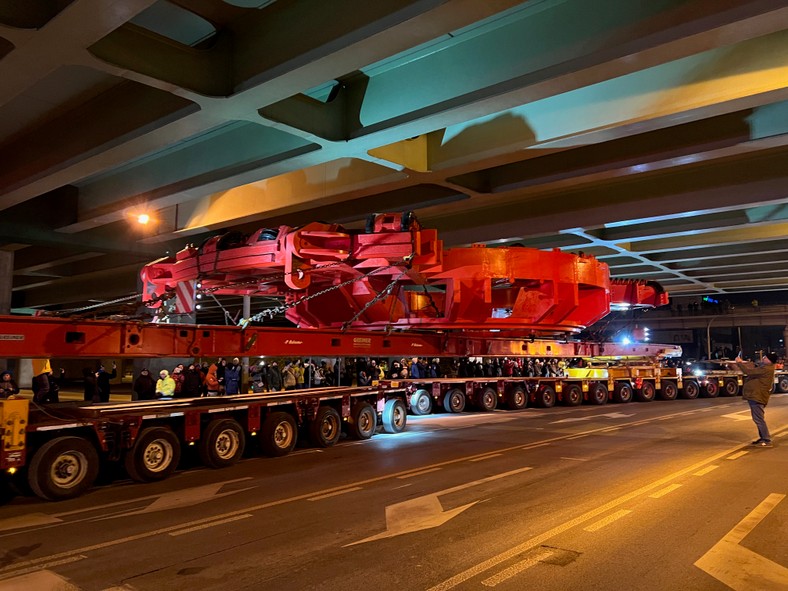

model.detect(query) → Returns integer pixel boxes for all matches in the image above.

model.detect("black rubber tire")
[682,380,700,399]
[636,381,656,402]
[260,412,297,457]
[505,386,527,410]
[722,378,739,397]
[535,385,556,408]
[27,436,99,501]
[659,380,678,401]
[443,388,465,413]
[382,399,407,433]
[199,419,246,468]
[562,384,583,406]
[777,375,788,393]
[348,402,377,440]
[704,381,720,398]
[309,406,342,447]
[409,389,432,415]
[589,382,608,405]
[476,387,498,412]
[612,383,633,403]
[124,427,181,482]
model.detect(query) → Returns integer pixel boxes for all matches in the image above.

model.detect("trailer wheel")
[722,378,739,397]
[682,380,700,399]
[348,403,377,440]
[28,436,99,501]
[382,399,407,433]
[261,412,297,456]
[505,386,527,410]
[409,389,433,415]
[125,427,181,482]
[535,385,556,408]
[590,382,608,405]
[563,385,583,406]
[612,383,633,403]
[477,387,498,412]
[659,380,678,401]
[636,381,656,402]
[309,406,342,447]
[778,376,788,393]
[199,419,246,468]
[704,381,720,398]
[443,389,465,413]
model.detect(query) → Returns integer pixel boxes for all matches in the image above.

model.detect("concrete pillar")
[783,325,788,358]
[242,295,251,392]
[0,251,11,373]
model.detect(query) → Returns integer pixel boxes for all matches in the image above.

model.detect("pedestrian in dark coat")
[224,358,242,395]
[83,367,100,403]
[267,361,283,392]
[133,368,156,401]
[181,364,203,398]
[96,362,117,403]
[0,370,19,398]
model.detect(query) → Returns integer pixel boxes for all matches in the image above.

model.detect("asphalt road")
[0,395,786,591]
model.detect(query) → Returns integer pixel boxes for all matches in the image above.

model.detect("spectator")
[172,364,185,397]
[83,367,100,403]
[133,368,156,401]
[96,362,117,403]
[181,364,203,398]
[216,358,227,389]
[31,359,61,404]
[282,362,297,391]
[267,361,283,392]
[204,364,220,396]
[294,359,305,389]
[250,363,267,393]
[0,370,19,398]
[732,353,778,447]
[155,370,176,398]
[225,357,242,395]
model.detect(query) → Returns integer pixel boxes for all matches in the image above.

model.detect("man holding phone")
[730,352,779,447]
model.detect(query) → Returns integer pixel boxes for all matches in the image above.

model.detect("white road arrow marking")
[346,467,532,546]
[551,412,634,424]
[695,493,788,590]
[95,482,256,519]
[721,412,751,421]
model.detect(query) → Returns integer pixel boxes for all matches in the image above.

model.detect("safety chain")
[198,260,349,295]
[339,266,412,331]
[239,254,414,329]
[49,290,175,316]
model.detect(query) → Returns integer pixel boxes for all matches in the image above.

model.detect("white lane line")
[693,465,719,476]
[169,514,252,537]
[649,484,682,499]
[695,493,788,591]
[560,457,588,462]
[426,440,768,591]
[583,510,632,532]
[522,442,551,449]
[480,550,553,587]
[0,555,87,581]
[397,467,442,479]
[469,454,503,462]
[727,451,749,460]
[566,434,588,440]
[601,427,620,432]
[308,487,363,501]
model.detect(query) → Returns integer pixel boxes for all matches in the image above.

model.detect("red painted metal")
[0,315,681,359]
[141,213,667,336]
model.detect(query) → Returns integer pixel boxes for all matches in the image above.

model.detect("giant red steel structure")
[141,212,667,335]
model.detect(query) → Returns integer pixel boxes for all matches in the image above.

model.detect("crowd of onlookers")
[0,355,587,403]
[126,355,580,400]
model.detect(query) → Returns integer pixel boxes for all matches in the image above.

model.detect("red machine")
[141,212,667,335]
